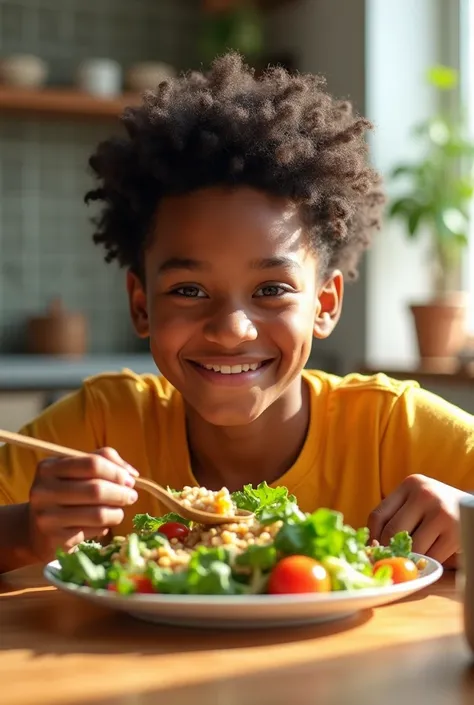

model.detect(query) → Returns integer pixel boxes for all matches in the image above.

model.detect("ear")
[126,270,149,339]
[313,270,344,340]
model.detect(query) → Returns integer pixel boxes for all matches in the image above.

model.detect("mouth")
[187,359,274,384]
[198,361,266,375]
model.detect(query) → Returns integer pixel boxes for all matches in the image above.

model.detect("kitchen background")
[0,0,473,430]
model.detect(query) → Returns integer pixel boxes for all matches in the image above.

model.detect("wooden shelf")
[0,86,141,121]
[257,0,296,9]
[360,364,474,388]
[203,0,296,10]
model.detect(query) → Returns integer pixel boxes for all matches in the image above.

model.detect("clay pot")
[410,293,468,361]
[0,54,48,88]
[126,62,176,93]
[27,298,88,357]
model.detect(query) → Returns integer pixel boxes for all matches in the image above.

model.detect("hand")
[28,447,139,561]
[368,474,465,566]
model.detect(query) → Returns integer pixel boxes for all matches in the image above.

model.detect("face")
[128,187,343,426]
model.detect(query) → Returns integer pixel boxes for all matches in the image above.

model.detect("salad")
[54,483,425,597]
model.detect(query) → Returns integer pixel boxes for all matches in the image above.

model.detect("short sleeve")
[380,385,474,498]
[0,384,101,505]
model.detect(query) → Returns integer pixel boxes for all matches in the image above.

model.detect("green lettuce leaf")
[322,556,393,590]
[106,562,137,595]
[132,512,191,534]
[232,482,304,523]
[125,533,146,571]
[56,549,107,588]
[274,508,371,569]
[148,546,244,595]
[75,540,103,562]
[235,544,277,572]
[368,531,414,562]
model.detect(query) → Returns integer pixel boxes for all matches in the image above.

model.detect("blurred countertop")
[0,354,158,391]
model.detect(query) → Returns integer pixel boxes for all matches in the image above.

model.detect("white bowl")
[0,54,48,88]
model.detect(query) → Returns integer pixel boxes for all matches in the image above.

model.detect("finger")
[96,447,139,476]
[410,511,444,556]
[31,478,138,508]
[38,454,136,487]
[379,495,425,546]
[443,553,459,570]
[37,505,126,531]
[368,484,410,542]
[425,533,459,565]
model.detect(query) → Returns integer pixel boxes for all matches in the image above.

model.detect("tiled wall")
[0,0,199,353]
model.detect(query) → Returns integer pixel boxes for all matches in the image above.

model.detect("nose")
[203,305,258,347]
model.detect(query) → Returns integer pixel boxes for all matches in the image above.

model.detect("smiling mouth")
[191,361,270,375]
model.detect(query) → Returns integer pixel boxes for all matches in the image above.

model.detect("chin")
[194,403,264,428]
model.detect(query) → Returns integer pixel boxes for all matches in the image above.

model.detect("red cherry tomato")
[373,557,419,584]
[158,522,190,541]
[268,556,331,594]
[107,576,156,593]
[131,576,156,593]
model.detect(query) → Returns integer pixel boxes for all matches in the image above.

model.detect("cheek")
[148,306,195,359]
[268,303,316,355]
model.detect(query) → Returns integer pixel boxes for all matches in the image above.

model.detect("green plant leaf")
[388,198,414,218]
[428,118,451,146]
[454,178,474,200]
[407,206,426,237]
[390,164,419,179]
[454,233,469,247]
[441,207,468,238]
[426,65,458,90]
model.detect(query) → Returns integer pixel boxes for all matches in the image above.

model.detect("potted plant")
[199,1,264,68]
[387,65,474,362]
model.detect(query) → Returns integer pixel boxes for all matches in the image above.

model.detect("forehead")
[151,187,307,258]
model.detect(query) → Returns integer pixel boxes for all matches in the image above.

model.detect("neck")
[185,376,310,492]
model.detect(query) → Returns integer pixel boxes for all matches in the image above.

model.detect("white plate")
[44,555,443,629]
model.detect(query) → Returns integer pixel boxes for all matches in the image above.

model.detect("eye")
[171,286,207,298]
[254,285,289,297]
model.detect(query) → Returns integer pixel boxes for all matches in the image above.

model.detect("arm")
[0,385,98,574]
[369,386,474,564]
[379,385,474,496]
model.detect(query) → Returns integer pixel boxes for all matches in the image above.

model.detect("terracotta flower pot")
[27,298,88,357]
[410,294,468,361]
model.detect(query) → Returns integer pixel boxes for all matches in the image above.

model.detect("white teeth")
[201,362,263,374]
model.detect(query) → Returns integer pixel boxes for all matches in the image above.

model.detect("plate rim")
[43,553,443,607]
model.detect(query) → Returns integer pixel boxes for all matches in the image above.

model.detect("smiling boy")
[0,53,473,573]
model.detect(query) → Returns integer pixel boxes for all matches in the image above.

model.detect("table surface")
[1,566,473,705]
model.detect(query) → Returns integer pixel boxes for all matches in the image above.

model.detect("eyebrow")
[249,256,301,271]
[157,255,300,275]
[157,257,208,275]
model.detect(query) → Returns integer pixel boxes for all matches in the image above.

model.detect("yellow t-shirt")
[0,369,473,533]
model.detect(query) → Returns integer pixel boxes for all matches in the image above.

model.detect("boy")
[0,53,472,573]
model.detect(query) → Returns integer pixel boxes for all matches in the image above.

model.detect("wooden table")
[1,567,473,705]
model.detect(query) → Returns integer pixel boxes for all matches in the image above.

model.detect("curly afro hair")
[85,52,385,280]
